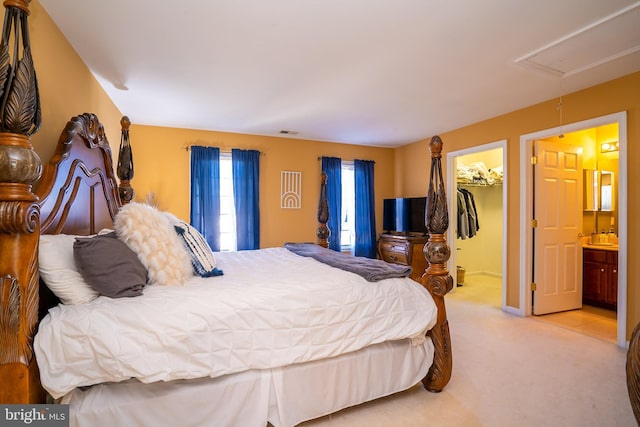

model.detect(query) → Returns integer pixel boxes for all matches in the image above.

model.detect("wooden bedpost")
[117,115,135,204]
[0,0,46,403]
[316,171,329,248]
[420,135,454,392]
[627,322,640,423]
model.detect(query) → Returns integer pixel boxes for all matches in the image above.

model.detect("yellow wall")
[457,147,503,171]
[396,71,640,339]
[29,0,122,163]
[130,125,396,248]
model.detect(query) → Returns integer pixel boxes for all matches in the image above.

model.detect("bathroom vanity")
[583,245,618,311]
[582,168,618,311]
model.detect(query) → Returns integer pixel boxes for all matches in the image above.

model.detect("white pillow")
[114,203,193,286]
[39,234,99,305]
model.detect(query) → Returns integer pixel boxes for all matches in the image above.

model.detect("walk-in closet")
[452,147,504,308]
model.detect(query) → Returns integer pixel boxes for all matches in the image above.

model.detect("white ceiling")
[39,0,640,147]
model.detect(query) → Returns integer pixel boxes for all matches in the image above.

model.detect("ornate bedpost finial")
[0,0,41,188]
[0,0,41,135]
[420,135,454,393]
[117,115,135,204]
[0,0,44,403]
[120,115,130,130]
[316,171,330,248]
[429,135,443,158]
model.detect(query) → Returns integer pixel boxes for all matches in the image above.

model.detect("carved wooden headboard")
[35,113,121,235]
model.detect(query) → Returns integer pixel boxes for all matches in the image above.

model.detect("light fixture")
[557,96,565,138]
[600,141,619,153]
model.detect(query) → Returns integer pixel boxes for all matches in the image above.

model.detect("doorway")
[519,112,627,348]
[446,140,507,310]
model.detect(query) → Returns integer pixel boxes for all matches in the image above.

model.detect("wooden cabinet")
[377,233,428,282]
[583,248,618,310]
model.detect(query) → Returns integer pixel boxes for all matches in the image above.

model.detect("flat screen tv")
[382,197,428,235]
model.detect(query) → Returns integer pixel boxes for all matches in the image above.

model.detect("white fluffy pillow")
[39,234,100,304]
[114,203,193,286]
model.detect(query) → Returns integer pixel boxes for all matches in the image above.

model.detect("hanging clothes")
[457,187,480,239]
[457,189,469,239]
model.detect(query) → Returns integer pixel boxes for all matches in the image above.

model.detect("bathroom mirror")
[583,170,614,212]
[583,169,599,211]
[600,171,614,211]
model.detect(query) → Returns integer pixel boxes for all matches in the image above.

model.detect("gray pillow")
[73,232,148,298]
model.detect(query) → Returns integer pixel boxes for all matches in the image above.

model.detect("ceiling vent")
[514,2,640,78]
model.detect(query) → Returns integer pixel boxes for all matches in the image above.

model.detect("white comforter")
[35,247,437,399]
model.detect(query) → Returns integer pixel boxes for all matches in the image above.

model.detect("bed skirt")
[61,337,434,427]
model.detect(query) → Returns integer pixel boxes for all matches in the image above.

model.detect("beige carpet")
[300,287,636,427]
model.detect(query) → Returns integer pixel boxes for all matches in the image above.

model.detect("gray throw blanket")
[284,242,412,282]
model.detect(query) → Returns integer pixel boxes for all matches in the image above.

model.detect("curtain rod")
[317,157,375,163]
[183,145,264,155]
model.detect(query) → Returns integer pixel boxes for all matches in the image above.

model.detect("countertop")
[581,235,619,251]
[583,243,619,252]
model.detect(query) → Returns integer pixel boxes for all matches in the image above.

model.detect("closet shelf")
[457,161,503,187]
[457,181,503,187]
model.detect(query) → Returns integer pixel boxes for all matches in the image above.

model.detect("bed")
[0,113,454,426]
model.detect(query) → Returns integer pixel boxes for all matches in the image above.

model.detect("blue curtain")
[232,149,260,250]
[321,157,342,252]
[190,146,221,251]
[354,159,377,258]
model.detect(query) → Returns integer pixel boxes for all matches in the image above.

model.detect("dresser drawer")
[377,234,428,281]
[379,241,409,264]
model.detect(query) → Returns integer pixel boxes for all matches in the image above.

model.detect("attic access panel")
[515,3,640,77]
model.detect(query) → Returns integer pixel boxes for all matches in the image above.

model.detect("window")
[191,147,260,252]
[219,153,236,251]
[341,161,355,252]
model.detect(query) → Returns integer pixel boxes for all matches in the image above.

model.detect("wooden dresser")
[377,233,428,281]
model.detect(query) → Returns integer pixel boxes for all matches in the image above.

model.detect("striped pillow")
[174,221,223,277]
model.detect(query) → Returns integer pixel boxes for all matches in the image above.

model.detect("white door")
[532,139,583,315]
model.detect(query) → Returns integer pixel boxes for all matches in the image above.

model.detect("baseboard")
[464,271,502,278]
